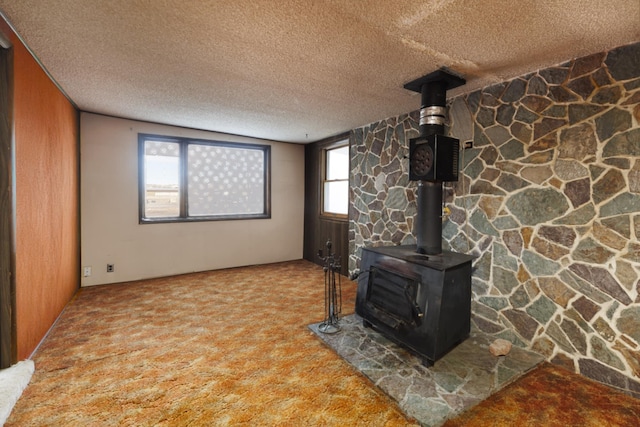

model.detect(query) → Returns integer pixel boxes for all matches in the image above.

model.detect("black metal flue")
[404,69,465,255]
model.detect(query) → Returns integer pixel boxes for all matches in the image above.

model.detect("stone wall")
[349,42,640,395]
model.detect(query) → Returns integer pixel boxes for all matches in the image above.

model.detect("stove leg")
[363,319,372,329]
[421,358,434,368]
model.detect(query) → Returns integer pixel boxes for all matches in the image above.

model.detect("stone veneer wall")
[349,42,640,396]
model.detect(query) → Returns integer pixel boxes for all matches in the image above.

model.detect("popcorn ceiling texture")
[0,1,638,142]
[349,41,640,396]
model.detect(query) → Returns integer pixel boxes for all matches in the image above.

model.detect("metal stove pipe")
[404,70,465,255]
[416,79,447,255]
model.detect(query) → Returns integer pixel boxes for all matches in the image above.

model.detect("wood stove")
[355,69,473,366]
[356,245,473,366]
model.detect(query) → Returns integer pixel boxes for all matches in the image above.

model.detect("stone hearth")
[310,314,544,426]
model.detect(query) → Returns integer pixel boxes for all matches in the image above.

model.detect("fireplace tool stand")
[318,240,342,334]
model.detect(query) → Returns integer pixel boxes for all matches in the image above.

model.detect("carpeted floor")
[7,260,640,426]
[443,362,640,426]
[8,260,416,426]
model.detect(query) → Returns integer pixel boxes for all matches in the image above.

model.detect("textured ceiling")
[0,1,638,143]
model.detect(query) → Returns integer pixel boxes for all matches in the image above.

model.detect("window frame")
[320,140,349,220]
[138,133,271,224]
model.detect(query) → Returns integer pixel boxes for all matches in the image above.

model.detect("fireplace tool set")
[318,240,342,334]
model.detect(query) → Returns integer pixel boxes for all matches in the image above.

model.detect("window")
[139,134,270,223]
[322,143,349,217]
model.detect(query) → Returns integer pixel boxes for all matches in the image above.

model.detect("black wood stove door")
[366,266,424,330]
[356,245,474,365]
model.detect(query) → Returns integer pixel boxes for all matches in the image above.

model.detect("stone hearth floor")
[309,314,545,427]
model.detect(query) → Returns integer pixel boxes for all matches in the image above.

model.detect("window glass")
[326,145,349,180]
[139,134,270,223]
[322,144,349,217]
[323,181,348,215]
[187,144,265,216]
[143,140,180,218]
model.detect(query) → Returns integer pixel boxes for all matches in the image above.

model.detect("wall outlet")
[107,264,114,273]
[83,266,92,277]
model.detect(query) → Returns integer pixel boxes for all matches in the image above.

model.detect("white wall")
[80,113,305,286]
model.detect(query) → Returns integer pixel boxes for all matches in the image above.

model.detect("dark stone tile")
[595,107,632,142]
[567,75,596,100]
[560,318,587,355]
[550,353,575,371]
[623,77,640,90]
[570,52,605,78]
[506,187,569,225]
[531,237,570,261]
[593,317,616,342]
[503,309,539,341]
[604,157,631,169]
[601,215,631,239]
[539,67,569,85]
[616,307,640,345]
[510,121,533,143]
[593,169,626,204]
[564,307,594,333]
[559,122,597,160]
[564,177,591,208]
[542,104,567,118]
[484,124,511,146]
[470,180,506,196]
[520,95,552,113]
[466,90,481,114]
[484,82,507,99]
[606,125,639,160]
[514,105,539,124]
[527,75,548,96]
[499,139,525,161]
[549,85,579,102]
[480,145,499,164]
[553,202,596,226]
[496,103,516,126]
[481,92,501,107]
[568,103,608,124]
[502,78,527,103]
[476,106,496,128]
[533,117,567,140]
[605,42,640,81]
[571,296,600,321]
[573,237,615,264]
[546,321,576,353]
[592,67,613,87]
[568,263,632,305]
[496,172,529,193]
[590,335,625,370]
[592,85,622,104]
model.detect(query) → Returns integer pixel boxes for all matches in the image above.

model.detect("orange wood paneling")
[1,18,80,360]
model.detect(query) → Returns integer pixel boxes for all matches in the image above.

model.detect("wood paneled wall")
[1,18,80,361]
[303,134,349,277]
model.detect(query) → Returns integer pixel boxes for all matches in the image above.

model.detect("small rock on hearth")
[489,339,513,356]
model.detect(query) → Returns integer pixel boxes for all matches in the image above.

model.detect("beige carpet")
[444,362,640,426]
[7,260,418,426]
[10,260,639,426]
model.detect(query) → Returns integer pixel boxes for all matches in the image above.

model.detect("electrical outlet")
[107,264,114,273]
[83,266,92,277]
